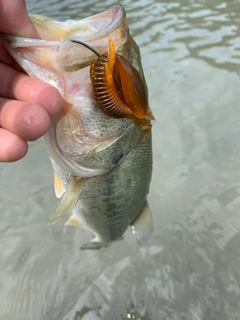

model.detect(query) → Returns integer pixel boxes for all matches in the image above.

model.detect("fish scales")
[73,134,152,243]
[3,5,154,249]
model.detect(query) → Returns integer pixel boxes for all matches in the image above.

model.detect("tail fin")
[81,239,108,250]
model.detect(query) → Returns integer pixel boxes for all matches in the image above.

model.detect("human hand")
[0,0,62,162]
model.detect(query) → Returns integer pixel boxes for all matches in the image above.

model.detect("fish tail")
[80,237,108,250]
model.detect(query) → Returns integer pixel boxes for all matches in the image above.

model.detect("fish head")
[3,5,150,177]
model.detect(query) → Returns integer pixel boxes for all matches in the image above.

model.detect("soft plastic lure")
[71,37,154,136]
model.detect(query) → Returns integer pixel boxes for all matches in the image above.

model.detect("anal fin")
[130,200,153,244]
[47,177,85,227]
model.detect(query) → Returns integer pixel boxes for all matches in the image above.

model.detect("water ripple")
[2,1,240,319]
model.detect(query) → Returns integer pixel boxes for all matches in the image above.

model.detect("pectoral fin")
[47,177,85,226]
[54,170,66,198]
[130,201,153,244]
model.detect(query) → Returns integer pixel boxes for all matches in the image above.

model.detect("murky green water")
[1,0,240,319]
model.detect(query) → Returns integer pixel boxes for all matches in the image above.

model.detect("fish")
[3,5,154,249]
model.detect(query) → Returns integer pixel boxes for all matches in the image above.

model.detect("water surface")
[1,0,240,319]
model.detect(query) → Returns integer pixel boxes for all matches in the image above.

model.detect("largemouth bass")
[3,5,154,249]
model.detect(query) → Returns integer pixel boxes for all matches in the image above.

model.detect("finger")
[0,128,28,162]
[0,98,50,141]
[0,0,39,38]
[0,40,23,70]
[0,63,62,117]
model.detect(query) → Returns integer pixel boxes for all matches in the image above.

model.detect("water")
[1,0,240,319]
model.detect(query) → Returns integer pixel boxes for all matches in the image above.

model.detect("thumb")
[0,0,40,38]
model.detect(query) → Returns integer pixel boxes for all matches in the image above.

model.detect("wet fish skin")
[3,5,153,248]
[52,133,153,247]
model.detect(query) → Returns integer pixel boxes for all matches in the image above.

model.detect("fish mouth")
[2,5,149,178]
[29,5,126,43]
[3,5,130,73]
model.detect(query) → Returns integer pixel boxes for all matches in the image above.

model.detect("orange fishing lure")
[71,37,154,136]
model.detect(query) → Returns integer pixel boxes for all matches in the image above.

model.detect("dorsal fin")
[130,201,153,244]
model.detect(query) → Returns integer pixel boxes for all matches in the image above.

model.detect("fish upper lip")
[3,5,126,43]
[74,5,126,41]
[3,5,128,73]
